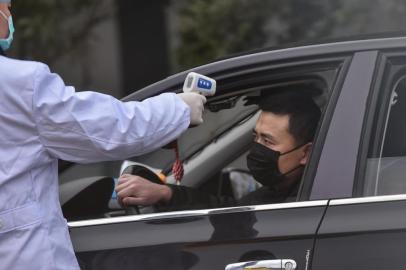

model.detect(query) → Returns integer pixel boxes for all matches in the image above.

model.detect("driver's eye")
[263,138,275,146]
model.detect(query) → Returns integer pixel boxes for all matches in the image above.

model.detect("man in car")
[116,90,321,210]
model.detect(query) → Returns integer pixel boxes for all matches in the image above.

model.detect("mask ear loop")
[279,142,309,177]
[281,163,303,177]
[0,10,8,21]
[0,10,12,39]
[280,141,309,156]
[0,9,14,51]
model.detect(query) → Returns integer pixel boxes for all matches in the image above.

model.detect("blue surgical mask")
[0,10,14,51]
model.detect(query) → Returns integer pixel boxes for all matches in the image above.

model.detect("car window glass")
[364,72,406,196]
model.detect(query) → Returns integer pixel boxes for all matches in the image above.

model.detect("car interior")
[59,71,333,221]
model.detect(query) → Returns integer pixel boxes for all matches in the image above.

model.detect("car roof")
[217,32,406,60]
[124,36,406,102]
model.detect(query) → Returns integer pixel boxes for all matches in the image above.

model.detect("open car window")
[59,61,341,221]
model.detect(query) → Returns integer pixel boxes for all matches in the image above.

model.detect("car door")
[67,46,351,270]
[311,49,406,269]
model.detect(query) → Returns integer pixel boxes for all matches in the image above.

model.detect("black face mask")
[246,142,304,187]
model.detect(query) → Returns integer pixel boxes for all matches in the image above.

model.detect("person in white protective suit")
[0,1,206,269]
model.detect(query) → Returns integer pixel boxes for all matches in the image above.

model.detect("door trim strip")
[68,200,328,228]
[330,194,406,206]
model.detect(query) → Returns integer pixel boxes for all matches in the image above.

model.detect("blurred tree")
[9,0,406,91]
[172,0,406,72]
[10,0,114,64]
[173,0,275,71]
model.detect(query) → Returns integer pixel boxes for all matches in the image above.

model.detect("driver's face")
[0,3,11,40]
[253,111,305,175]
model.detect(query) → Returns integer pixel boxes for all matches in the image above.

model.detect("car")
[59,36,406,270]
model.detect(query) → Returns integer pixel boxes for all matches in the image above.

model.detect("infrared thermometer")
[183,72,216,96]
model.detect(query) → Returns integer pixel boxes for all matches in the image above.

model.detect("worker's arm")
[32,63,193,163]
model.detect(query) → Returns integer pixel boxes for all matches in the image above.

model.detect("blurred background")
[8,0,406,98]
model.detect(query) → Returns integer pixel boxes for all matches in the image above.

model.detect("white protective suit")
[0,56,190,269]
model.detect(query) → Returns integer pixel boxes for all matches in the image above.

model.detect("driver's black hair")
[259,88,321,145]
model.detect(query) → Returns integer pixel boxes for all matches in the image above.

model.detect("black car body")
[60,37,406,270]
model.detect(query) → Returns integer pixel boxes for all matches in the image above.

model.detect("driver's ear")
[299,142,312,165]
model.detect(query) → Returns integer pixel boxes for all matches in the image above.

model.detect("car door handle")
[225,259,297,270]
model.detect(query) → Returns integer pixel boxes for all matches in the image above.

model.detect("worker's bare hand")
[115,174,172,206]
